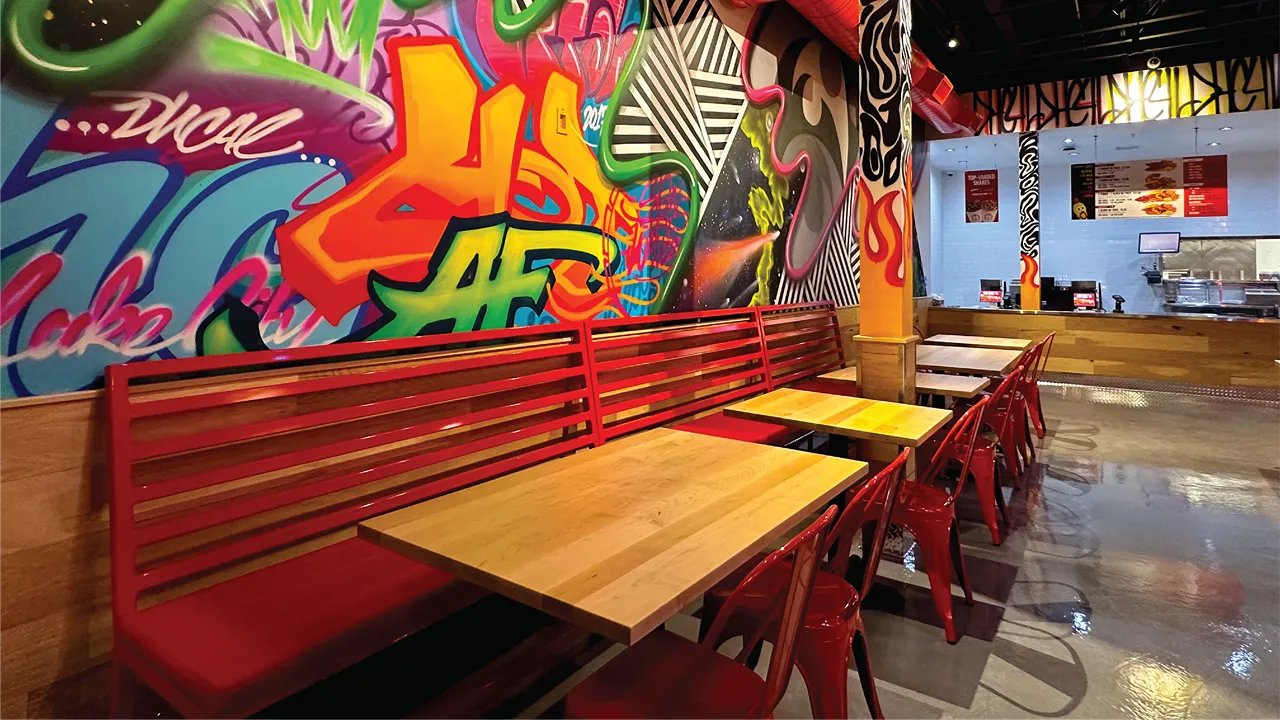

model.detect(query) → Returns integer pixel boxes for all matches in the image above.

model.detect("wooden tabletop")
[916,344,1023,376]
[359,428,867,646]
[818,367,990,398]
[725,388,952,447]
[926,334,1033,351]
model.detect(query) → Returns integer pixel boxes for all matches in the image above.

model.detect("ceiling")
[912,0,1280,91]
[928,108,1280,170]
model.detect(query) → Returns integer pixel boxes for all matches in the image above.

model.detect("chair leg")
[795,633,851,719]
[968,462,1003,546]
[993,476,1010,525]
[1000,439,1022,487]
[1030,387,1046,439]
[949,521,974,606]
[851,627,884,720]
[110,660,136,719]
[912,521,960,644]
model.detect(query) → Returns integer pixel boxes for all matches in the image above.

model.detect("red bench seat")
[107,323,599,717]
[674,412,806,446]
[118,538,485,718]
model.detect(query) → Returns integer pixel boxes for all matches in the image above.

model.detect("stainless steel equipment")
[1161,278,1280,317]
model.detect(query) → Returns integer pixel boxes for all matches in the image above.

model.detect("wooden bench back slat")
[108,322,597,611]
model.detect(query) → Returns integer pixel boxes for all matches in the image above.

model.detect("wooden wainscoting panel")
[928,308,1280,387]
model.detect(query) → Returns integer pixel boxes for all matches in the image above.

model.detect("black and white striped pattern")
[1018,131,1040,261]
[676,10,741,76]
[625,24,717,197]
[609,91,672,159]
[690,70,746,160]
[509,0,532,13]
[774,185,860,306]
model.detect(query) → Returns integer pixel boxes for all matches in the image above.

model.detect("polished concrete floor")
[527,385,1280,719]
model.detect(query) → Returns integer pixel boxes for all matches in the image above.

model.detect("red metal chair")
[866,397,989,643]
[698,449,911,719]
[1026,332,1055,439]
[964,369,1023,544]
[564,505,839,719]
[993,346,1040,477]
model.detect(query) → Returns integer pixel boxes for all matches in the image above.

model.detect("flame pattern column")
[855,0,914,339]
[1018,131,1041,310]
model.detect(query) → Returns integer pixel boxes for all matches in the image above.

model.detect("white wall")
[931,149,1280,312]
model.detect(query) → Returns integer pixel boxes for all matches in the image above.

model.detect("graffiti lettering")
[277,38,646,323]
[93,90,306,159]
[582,102,608,132]
[355,216,607,338]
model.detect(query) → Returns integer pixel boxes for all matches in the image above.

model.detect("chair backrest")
[701,505,838,718]
[106,322,597,617]
[919,394,991,505]
[1034,332,1055,381]
[586,308,769,442]
[822,448,911,596]
[982,366,1024,438]
[758,301,845,388]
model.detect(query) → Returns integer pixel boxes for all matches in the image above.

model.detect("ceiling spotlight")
[1147,55,1162,70]
[1208,141,1221,147]
[1069,152,1079,156]
[947,38,958,48]
[959,160,968,164]
[1219,126,1233,131]
[1063,138,1073,143]
[945,148,955,152]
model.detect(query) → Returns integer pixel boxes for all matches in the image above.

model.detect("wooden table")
[817,367,989,399]
[725,388,952,448]
[916,344,1022,376]
[926,334,1033,351]
[359,428,867,645]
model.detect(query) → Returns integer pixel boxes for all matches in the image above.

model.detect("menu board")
[965,170,999,222]
[1070,155,1227,219]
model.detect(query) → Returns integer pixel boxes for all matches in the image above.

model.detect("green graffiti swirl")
[597,0,700,312]
[2,0,218,89]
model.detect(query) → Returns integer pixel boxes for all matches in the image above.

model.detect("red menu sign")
[1184,155,1228,217]
[965,170,999,223]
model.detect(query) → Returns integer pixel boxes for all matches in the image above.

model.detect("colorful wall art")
[0,0,897,397]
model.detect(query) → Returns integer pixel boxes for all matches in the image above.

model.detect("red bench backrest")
[758,301,845,388]
[106,323,597,616]
[585,308,770,443]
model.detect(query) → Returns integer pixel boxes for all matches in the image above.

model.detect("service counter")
[929,307,1280,388]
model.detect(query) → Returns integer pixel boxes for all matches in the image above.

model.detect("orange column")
[854,0,917,414]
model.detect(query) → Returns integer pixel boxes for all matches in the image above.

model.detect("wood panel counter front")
[929,307,1280,388]
[360,428,868,645]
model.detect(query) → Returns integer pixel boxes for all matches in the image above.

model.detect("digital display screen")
[1073,293,1097,308]
[1139,232,1181,254]
[980,290,1004,303]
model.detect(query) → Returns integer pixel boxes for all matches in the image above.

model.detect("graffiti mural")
[970,54,1280,135]
[0,0,942,397]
